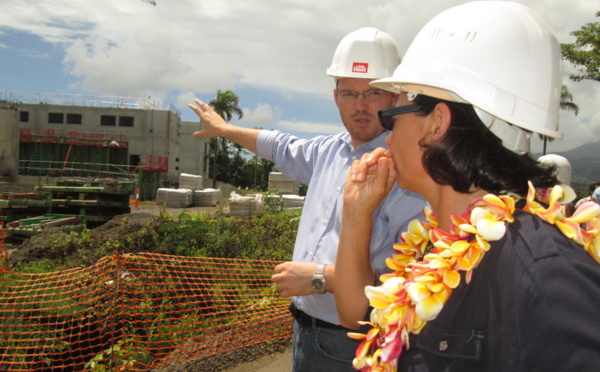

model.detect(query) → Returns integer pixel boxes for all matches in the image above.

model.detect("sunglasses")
[378,104,422,130]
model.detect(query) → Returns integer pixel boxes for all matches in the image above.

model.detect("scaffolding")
[19,129,132,179]
[0,90,182,118]
[134,156,169,201]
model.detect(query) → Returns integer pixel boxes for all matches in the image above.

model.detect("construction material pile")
[228,192,263,217]
[155,188,193,208]
[178,173,203,191]
[268,172,299,195]
[193,188,222,207]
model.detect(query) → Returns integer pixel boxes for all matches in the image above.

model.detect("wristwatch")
[311,264,327,294]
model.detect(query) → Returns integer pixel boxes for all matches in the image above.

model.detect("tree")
[208,90,244,188]
[541,10,600,155]
[559,85,580,116]
[541,85,580,155]
[561,11,600,83]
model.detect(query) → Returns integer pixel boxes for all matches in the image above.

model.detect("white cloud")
[239,103,280,126]
[0,0,598,150]
[175,91,198,112]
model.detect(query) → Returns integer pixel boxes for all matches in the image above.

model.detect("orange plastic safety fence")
[0,223,7,270]
[0,252,293,371]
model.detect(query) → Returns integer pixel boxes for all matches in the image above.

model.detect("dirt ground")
[222,349,292,372]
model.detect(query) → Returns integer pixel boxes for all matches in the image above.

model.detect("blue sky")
[1,0,599,153]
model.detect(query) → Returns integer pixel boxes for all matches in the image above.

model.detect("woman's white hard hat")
[371,1,563,154]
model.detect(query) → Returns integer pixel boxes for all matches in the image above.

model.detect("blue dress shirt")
[257,129,427,325]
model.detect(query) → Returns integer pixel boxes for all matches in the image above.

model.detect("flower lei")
[349,181,600,371]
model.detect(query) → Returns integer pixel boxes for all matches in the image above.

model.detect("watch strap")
[316,263,325,276]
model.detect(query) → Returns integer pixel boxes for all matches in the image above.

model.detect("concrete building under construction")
[0,92,210,199]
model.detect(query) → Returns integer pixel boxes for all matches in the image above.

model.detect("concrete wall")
[16,103,209,181]
[0,103,20,179]
[178,121,209,180]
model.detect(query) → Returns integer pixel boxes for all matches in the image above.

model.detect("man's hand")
[271,261,323,298]
[188,99,228,138]
[188,98,260,154]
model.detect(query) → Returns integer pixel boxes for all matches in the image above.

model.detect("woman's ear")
[430,102,452,140]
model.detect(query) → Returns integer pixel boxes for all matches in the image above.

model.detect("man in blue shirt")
[188,27,427,372]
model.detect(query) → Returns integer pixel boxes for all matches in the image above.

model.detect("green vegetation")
[159,211,298,261]
[561,11,600,83]
[11,210,299,273]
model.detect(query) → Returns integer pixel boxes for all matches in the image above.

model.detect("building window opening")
[66,113,82,125]
[101,115,117,126]
[20,111,29,122]
[129,154,141,170]
[119,116,134,127]
[48,112,64,124]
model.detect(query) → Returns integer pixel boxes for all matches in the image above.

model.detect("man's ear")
[430,102,452,140]
[333,88,341,108]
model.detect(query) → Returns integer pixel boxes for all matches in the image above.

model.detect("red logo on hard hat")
[352,62,369,74]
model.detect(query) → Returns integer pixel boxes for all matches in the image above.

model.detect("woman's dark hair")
[412,94,557,196]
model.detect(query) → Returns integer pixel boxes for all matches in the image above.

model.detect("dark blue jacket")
[400,209,600,371]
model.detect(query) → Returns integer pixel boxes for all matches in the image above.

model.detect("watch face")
[312,278,325,290]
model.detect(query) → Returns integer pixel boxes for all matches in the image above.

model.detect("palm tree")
[559,85,580,115]
[208,90,244,187]
[541,85,580,155]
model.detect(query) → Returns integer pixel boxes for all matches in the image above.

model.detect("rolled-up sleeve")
[256,130,327,185]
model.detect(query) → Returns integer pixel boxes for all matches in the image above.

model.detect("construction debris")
[0,192,52,222]
[36,178,133,227]
[5,214,86,241]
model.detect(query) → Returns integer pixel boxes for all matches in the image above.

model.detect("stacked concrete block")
[193,188,222,207]
[155,188,168,205]
[268,172,299,195]
[179,173,203,191]
[156,188,193,208]
[228,192,263,217]
[282,194,305,211]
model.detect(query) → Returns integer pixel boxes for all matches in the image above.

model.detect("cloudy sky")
[0,0,598,153]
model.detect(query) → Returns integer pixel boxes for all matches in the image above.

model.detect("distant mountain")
[534,140,600,191]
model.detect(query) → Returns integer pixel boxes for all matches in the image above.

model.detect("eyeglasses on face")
[378,104,422,130]
[337,89,391,103]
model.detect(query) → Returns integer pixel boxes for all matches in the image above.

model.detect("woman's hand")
[343,147,397,216]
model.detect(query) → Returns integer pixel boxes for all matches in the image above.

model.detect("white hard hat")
[371,1,563,154]
[326,27,401,79]
[538,154,572,186]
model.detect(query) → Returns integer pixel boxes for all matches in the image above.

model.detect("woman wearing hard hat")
[334,2,600,372]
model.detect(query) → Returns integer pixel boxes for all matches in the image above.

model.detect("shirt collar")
[344,130,389,152]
